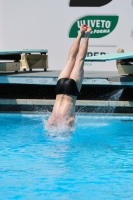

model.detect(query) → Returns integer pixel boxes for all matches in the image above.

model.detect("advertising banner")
[2,0,133,71]
[69,15,119,38]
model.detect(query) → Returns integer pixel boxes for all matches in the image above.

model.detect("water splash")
[107,89,123,114]
[33,89,123,134]
[108,89,123,101]
[93,89,123,113]
[76,89,123,115]
[31,106,73,138]
[44,119,74,138]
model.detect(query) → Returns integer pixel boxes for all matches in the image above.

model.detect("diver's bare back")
[48,94,76,128]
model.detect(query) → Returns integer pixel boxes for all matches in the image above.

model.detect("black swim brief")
[55,78,80,97]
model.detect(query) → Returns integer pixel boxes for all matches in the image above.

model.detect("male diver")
[47,24,92,130]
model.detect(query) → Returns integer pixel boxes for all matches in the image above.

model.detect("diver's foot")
[84,26,92,38]
[79,24,87,36]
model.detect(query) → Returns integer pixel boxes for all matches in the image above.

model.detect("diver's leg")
[70,27,91,91]
[58,25,87,80]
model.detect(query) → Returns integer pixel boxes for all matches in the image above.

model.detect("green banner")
[69,15,119,38]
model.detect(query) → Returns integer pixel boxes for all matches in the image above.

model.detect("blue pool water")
[0,113,133,200]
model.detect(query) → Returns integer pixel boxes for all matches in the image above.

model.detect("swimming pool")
[0,113,133,200]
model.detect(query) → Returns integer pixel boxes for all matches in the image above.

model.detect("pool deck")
[0,70,133,86]
[0,98,133,107]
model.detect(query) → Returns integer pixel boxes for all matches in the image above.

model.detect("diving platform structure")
[85,52,133,62]
[0,50,133,112]
[0,49,133,87]
[0,49,48,72]
[85,51,133,75]
[0,71,133,87]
